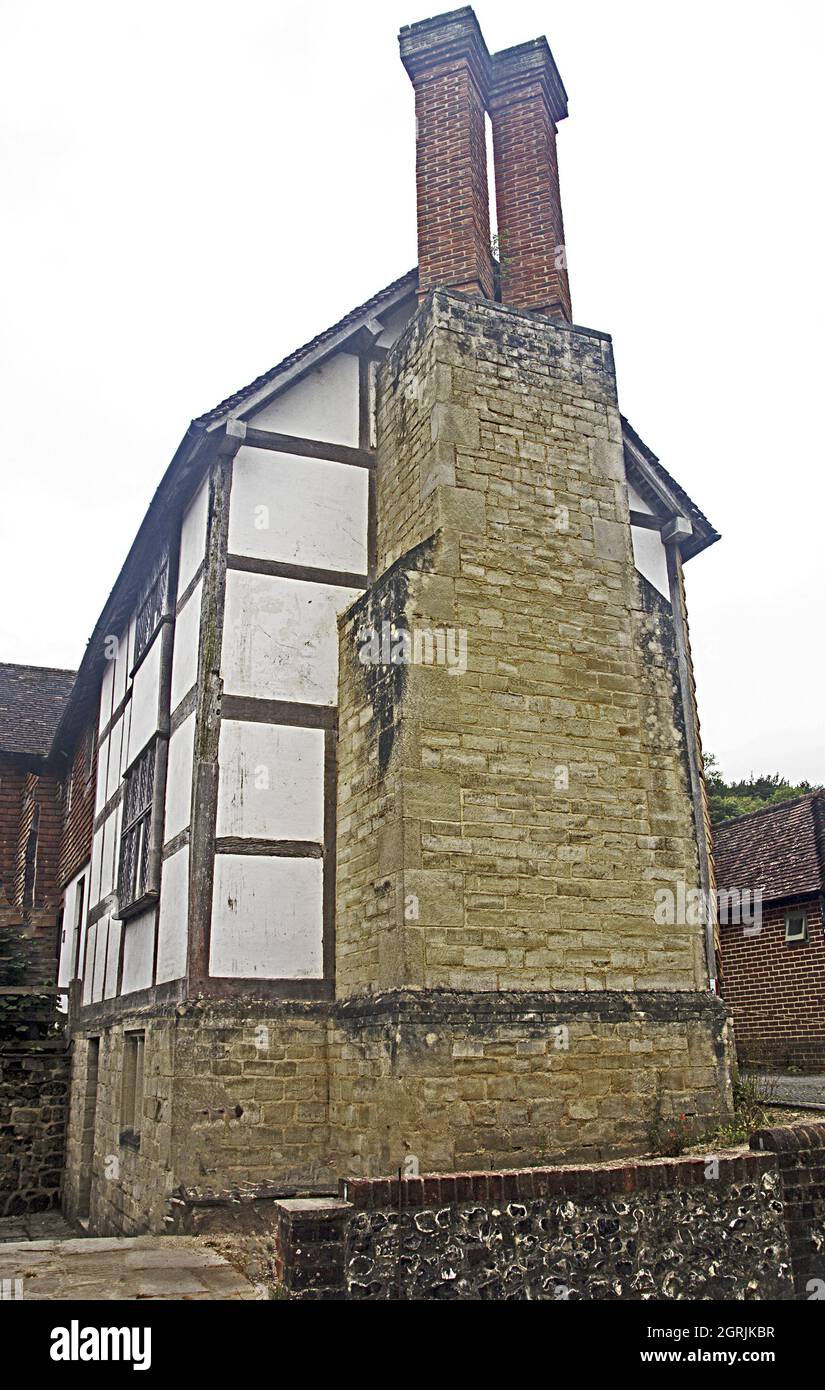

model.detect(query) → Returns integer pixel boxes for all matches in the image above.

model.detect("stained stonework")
[338,289,711,997]
[63,1003,332,1235]
[329,287,731,1169]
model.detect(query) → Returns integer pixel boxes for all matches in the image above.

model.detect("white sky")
[1,0,823,784]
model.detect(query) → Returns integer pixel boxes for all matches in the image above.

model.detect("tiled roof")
[712,792,825,903]
[0,662,76,758]
[194,269,419,427]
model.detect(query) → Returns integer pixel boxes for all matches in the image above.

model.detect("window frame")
[120,1031,146,1148]
[132,558,169,674]
[22,803,40,909]
[115,740,158,920]
[784,909,808,945]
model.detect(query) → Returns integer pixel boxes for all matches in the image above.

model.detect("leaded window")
[117,742,155,914]
[134,559,169,667]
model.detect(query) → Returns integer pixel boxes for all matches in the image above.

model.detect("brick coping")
[339,1150,776,1210]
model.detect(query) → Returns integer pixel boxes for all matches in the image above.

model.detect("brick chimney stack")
[489,41,571,321]
[399,10,572,322]
[399,8,494,301]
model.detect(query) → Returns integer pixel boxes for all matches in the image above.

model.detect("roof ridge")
[194,267,418,428]
[714,789,822,832]
[0,661,76,677]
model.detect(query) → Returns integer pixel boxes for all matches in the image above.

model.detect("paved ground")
[0,1234,262,1300]
[746,1072,825,1109]
[0,1211,78,1244]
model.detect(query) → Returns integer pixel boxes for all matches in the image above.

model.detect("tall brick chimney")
[399,8,494,301]
[400,10,572,322]
[489,40,572,322]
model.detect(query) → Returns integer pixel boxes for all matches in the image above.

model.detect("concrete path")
[746,1072,825,1109]
[0,1235,262,1300]
[0,1211,77,1244]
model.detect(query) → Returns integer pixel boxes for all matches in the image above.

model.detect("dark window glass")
[117,743,155,912]
[134,560,169,667]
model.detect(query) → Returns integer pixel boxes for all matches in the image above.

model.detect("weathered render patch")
[342,533,439,774]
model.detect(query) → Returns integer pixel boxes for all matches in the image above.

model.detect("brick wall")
[719,896,825,1070]
[751,1122,825,1297]
[489,42,571,320]
[58,721,95,892]
[271,1149,791,1300]
[400,11,494,300]
[0,760,26,909]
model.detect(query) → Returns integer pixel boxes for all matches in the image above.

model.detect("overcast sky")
[1,0,822,784]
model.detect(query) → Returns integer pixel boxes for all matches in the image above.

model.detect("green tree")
[704,753,819,824]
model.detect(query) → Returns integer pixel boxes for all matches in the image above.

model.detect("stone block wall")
[337,289,710,999]
[327,990,731,1178]
[0,1043,68,1215]
[330,287,731,1173]
[63,1000,333,1234]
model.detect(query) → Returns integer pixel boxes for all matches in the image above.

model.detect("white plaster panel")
[229,448,368,575]
[156,846,189,984]
[106,715,123,802]
[631,524,670,599]
[119,701,132,776]
[217,721,324,842]
[94,735,109,816]
[377,300,415,347]
[210,854,323,979]
[178,477,209,599]
[89,826,103,908]
[92,916,108,1003]
[627,481,655,515]
[128,631,163,762]
[81,924,96,1004]
[58,864,89,989]
[221,571,361,706]
[170,580,202,712]
[112,625,130,710]
[248,351,359,447]
[121,910,156,995]
[104,918,122,999]
[164,713,195,842]
[98,657,114,734]
[99,805,120,902]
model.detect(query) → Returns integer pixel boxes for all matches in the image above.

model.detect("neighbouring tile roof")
[712,792,825,904]
[0,662,76,758]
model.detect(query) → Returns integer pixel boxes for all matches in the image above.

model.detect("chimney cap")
[489,37,569,124]
[399,6,491,91]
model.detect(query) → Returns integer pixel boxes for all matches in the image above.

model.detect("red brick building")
[715,793,825,1072]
